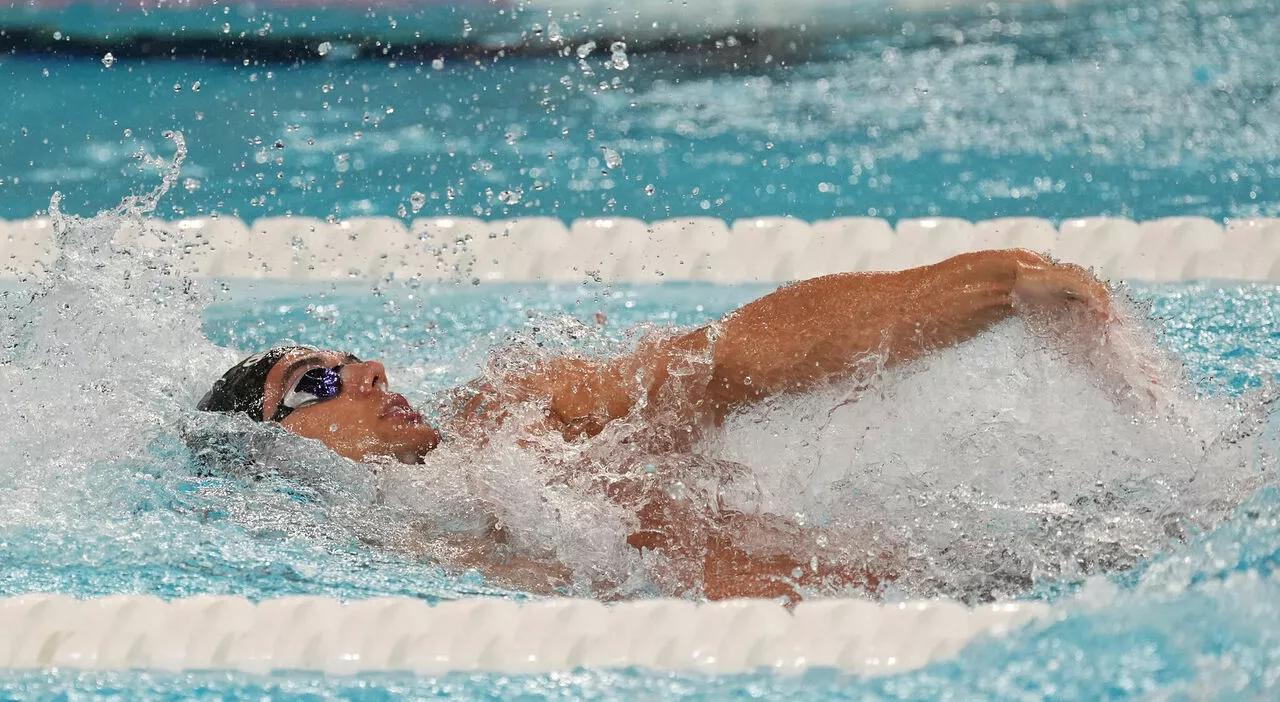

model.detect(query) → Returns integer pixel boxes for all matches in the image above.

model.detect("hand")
[1010,252,1114,326]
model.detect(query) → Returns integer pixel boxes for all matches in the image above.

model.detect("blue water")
[5,0,1280,697]
[4,0,1280,225]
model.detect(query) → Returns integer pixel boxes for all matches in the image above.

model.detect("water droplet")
[666,481,687,500]
[644,184,655,196]
[609,41,629,70]
[191,80,201,92]
[432,57,445,70]
[183,177,201,192]
[744,376,753,386]
[172,83,182,93]
[101,52,115,68]
[601,147,623,169]
[576,41,597,59]
[547,21,563,42]
[498,189,522,205]
[409,191,426,214]
[317,41,332,56]
[52,31,62,40]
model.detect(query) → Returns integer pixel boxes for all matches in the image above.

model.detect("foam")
[4,215,1280,283]
[0,594,1047,674]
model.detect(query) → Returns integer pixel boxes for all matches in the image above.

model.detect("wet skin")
[246,249,1127,600]
[260,350,441,464]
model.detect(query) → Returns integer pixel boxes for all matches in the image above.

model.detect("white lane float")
[3,215,1279,283]
[0,594,1049,675]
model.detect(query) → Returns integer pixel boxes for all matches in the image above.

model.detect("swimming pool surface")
[3,0,1280,226]
[4,0,1280,698]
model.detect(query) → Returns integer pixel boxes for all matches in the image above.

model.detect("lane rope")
[3,215,1278,282]
[0,594,1048,674]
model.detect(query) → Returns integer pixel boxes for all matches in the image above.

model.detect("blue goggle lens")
[293,367,343,401]
[273,366,343,421]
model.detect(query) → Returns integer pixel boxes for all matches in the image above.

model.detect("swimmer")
[199,249,1137,601]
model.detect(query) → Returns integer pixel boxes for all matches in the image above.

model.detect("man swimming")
[198,249,1136,602]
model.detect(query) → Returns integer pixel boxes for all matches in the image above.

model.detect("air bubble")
[498,189,522,205]
[576,41,597,59]
[601,147,623,169]
[101,52,115,68]
[409,191,426,214]
[609,42,629,70]
[432,58,445,70]
[317,41,332,57]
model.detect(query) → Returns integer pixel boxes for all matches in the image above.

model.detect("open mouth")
[379,393,423,423]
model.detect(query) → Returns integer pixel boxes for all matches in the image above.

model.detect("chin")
[385,425,441,455]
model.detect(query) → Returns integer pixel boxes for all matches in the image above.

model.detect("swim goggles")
[272,365,344,422]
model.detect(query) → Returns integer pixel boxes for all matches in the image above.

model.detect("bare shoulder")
[444,326,717,442]
[440,355,635,442]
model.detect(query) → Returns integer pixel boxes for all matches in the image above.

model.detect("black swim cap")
[197,345,316,421]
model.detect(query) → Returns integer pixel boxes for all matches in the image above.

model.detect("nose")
[342,360,388,395]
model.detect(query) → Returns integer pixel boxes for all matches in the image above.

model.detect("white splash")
[0,144,1273,602]
[376,296,1277,601]
[0,134,393,585]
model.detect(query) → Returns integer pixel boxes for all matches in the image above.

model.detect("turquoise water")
[4,0,1280,697]
[4,0,1280,224]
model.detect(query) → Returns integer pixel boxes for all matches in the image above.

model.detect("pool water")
[1,196,1279,696]
[3,0,1280,697]
[3,0,1280,225]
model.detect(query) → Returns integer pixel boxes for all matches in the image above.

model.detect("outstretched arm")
[700,248,1113,419]
[450,250,1116,439]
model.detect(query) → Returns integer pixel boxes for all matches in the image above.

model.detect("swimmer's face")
[262,349,440,464]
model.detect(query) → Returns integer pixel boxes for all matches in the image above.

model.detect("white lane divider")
[0,594,1048,675]
[3,215,1280,283]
